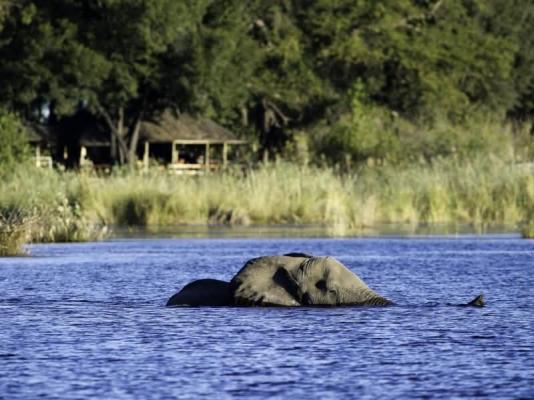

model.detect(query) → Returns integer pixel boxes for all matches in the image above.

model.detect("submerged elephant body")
[166,253,484,308]
[167,254,393,307]
[166,279,233,306]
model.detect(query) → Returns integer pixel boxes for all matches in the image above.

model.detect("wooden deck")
[143,138,248,174]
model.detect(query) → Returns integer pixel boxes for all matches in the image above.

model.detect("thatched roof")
[140,111,241,143]
[23,121,52,144]
[50,110,243,147]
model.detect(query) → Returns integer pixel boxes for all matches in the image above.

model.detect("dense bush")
[0,110,31,173]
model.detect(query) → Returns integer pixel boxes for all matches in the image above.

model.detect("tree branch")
[94,101,129,163]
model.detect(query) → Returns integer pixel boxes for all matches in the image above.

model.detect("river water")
[1,235,533,399]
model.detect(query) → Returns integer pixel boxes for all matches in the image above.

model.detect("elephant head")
[231,255,392,307]
[289,256,392,306]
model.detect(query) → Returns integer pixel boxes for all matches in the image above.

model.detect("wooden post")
[35,146,40,167]
[171,141,178,164]
[222,142,228,169]
[143,141,150,172]
[205,142,210,171]
[80,145,87,166]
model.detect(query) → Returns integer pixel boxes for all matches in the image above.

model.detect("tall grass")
[522,221,534,239]
[1,156,533,245]
[0,168,109,249]
[0,208,33,256]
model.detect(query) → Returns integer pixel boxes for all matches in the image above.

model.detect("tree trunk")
[95,103,131,165]
[117,107,126,164]
[110,132,117,161]
[127,112,144,168]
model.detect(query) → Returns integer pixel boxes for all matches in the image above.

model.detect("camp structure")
[51,110,112,170]
[49,110,248,172]
[139,111,248,174]
[26,124,53,169]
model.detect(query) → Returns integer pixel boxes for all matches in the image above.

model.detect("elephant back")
[166,279,233,306]
[230,255,307,306]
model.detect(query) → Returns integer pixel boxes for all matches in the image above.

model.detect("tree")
[0,1,9,27]
[297,0,517,120]
[240,0,333,154]
[185,0,260,127]
[0,0,531,166]
[496,0,534,129]
[0,0,197,165]
[0,109,30,172]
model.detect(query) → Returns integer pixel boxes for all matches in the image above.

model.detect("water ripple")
[1,237,533,399]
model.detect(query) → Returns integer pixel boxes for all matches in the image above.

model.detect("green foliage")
[0,1,10,28]
[0,110,31,172]
[186,0,260,124]
[316,80,400,164]
[299,0,518,118]
[0,0,533,164]
[312,76,526,165]
[0,0,199,164]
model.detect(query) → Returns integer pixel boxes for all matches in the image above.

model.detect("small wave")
[0,298,23,304]
[470,335,497,339]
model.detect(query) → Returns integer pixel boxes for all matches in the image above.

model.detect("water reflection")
[111,223,521,239]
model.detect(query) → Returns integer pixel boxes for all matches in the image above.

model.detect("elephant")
[166,253,485,308]
[231,253,393,306]
[166,278,233,306]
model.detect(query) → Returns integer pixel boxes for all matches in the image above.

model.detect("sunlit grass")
[1,156,533,245]
[522,221,534,239]
[0,168,109,248]
[0,208,33,256]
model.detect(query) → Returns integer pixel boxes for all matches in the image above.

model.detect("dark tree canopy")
[0,0,532,165]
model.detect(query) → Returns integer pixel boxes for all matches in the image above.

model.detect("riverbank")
[1,156,533,254]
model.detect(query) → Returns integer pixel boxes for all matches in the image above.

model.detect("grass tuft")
[522,223,534,239]
[0,208,34,256]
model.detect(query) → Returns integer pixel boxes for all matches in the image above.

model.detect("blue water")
[1,236,533,399]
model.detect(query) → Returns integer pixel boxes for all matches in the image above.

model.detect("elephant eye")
[315,280,327,291]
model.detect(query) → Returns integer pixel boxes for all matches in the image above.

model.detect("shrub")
[0,110,31,173]
[0,208,33,256]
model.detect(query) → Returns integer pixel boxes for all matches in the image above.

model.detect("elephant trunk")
[362,296,393,306]
[340,287,393,306]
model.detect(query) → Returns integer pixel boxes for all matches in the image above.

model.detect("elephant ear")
[231,256,303,306]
